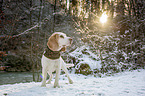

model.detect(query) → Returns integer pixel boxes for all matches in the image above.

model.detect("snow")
[0,69,145,96]
[69,45,102,71]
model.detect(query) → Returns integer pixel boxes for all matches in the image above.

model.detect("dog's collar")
[44,46,61,59]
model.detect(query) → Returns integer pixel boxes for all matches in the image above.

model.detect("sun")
[100,12,108,23]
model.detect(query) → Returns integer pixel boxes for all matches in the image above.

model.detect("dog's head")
[47,32,72,52]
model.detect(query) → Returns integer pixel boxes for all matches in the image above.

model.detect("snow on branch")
[10,14,51,38]
[12,24,39,38]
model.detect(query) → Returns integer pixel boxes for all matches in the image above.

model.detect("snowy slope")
[0,69,145,96]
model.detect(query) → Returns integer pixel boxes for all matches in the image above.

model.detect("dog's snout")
[69,38,72,42]
[69,38,73,44]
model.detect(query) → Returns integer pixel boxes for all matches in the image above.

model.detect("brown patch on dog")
[47,33,59,51]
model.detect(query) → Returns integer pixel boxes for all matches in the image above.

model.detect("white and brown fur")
[41,32,74,88]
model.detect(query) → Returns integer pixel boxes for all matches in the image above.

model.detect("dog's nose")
[69,38,73,44]
[69,38,72,41]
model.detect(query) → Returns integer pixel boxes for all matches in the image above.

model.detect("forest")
[0,0,145,82]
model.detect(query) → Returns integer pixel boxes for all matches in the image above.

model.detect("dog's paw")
[54,83,60,88]
[69,80,73,84]
[54,85,60,88]
[41,84,46,87]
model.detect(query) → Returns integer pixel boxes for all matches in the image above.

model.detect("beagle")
[41,32,74,88]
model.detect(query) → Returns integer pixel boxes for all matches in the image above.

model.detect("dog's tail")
[66,63,74,68]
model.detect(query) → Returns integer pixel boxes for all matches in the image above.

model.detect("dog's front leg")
[61,57,73,84]
[54,61,61,88]
[41,67,47,87]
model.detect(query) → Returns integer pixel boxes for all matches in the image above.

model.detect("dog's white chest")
[42,55,61,72]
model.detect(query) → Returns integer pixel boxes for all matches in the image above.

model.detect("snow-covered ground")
[0,69,145,96]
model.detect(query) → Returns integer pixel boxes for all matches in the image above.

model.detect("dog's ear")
[60,46,66,52]
[47,33,59,51]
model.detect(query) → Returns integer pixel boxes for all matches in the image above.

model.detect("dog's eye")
[60,35,64,38]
